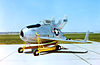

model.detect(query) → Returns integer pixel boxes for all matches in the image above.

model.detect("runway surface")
[0,42,100,65]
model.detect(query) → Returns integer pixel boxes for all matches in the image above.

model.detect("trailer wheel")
[18,47,23,53]
[56,45,61,50]
[33,49,39,56]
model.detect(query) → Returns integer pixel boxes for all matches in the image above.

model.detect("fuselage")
[19,18,67,43]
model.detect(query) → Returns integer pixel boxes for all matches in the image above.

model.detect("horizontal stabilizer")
[40,36,90,43]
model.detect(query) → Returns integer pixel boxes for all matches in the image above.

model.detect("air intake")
[20,30,24,37]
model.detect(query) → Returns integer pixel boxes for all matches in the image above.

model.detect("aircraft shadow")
[24,48,88,55]
[40,50,88,55]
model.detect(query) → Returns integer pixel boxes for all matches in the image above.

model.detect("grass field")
[0,33,100,44]
[65,33,100,42]
[0,35,24,44]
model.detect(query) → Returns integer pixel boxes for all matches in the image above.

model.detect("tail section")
[57,16,68,29]
[84,31,89,42]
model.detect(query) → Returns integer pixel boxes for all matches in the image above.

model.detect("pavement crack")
[0,51,16,62]
[73,53,92,65]
[72,44,100,55]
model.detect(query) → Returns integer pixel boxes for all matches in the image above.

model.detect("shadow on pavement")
[24,49,88,55]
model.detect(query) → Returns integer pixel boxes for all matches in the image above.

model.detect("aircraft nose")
[20,28,38,42]
[20,28,37,38]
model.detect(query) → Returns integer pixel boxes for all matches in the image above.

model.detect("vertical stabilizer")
[57,16,68,29]
[84,31,89,41]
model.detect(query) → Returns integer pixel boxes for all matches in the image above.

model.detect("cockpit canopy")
[26,24,41,28]
[44,20,51,24]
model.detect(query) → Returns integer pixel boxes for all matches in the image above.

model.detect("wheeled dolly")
[18,33,61,56]
[18,42,61,56]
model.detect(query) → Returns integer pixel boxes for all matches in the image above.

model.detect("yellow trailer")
[18,33,61,56]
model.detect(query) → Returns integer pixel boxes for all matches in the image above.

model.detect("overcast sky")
[0,0,100,32]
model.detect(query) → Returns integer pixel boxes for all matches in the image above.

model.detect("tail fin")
[84,31,89,41]
[57,16,68,29]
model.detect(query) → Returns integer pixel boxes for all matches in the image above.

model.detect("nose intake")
[20,30,24,37]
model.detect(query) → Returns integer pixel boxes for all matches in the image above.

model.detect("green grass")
[0,33,100,44]
[0,35,24,44]
[64,33,100,42]
[58,33,100,44]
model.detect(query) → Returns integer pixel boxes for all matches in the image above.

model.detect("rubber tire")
[18,47,23,53]
[56,45,61,50]
[69,38,71,40]
[34,49,39,56]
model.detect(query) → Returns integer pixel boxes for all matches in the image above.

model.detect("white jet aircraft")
[20,17,89,43]
[18,16,89,56]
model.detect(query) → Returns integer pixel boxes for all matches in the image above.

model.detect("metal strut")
[36,33,58,54]
[36,33,45,50]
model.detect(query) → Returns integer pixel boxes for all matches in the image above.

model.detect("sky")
[0,0,100,32]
